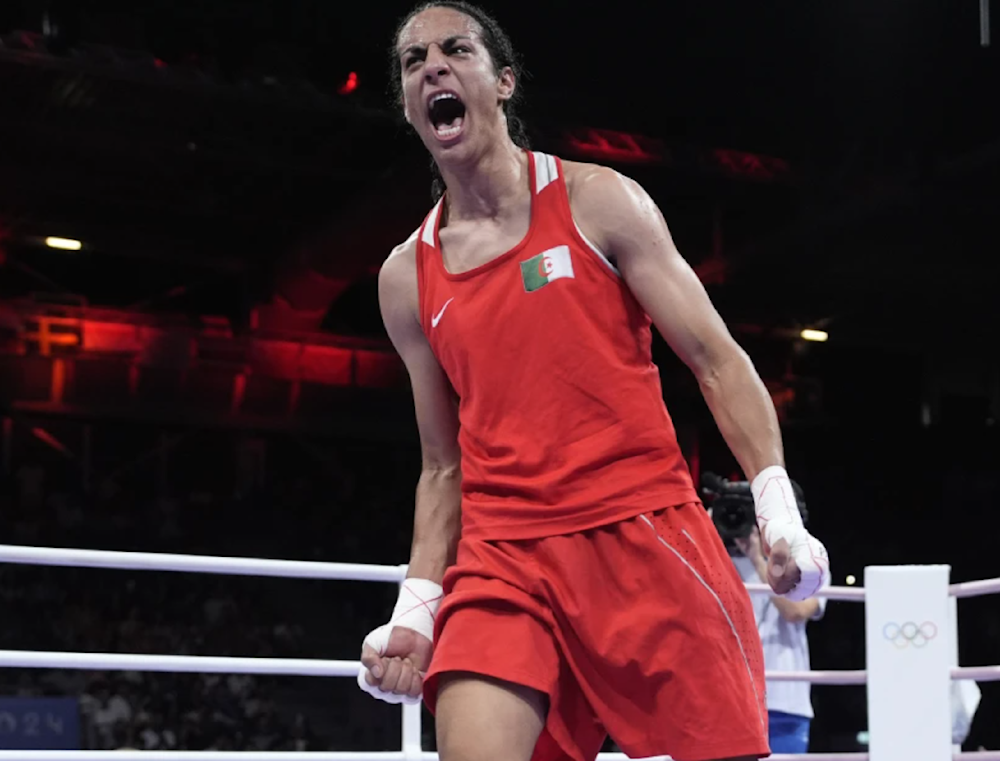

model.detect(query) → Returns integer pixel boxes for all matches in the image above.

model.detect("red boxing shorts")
[423,503,769,761]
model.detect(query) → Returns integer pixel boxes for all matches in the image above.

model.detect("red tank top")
[416,151,698,541]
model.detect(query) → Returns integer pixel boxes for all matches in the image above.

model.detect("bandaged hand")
[357,578,442,704]
[751,466,830,602]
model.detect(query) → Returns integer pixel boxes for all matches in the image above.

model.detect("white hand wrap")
[357,578,443,705]
[751,465,830,602]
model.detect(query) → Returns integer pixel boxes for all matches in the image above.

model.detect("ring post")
[402,702,423,761]
[398,566,423,761]
[864,565,952,761]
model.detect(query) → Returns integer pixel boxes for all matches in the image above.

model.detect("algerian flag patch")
[520,246,575,293]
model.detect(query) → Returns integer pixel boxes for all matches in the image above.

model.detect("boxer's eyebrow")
[399,35,475,61]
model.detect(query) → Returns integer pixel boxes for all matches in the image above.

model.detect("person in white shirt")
[733,525,825,753]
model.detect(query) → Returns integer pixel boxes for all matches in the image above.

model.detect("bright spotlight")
[801,329,828,342]
[45,237,82,251]
[846,574,857,586]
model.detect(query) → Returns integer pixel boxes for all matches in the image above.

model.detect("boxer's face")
[396,7,515,162]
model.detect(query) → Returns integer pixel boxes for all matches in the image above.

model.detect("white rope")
[954,664,1000,682]
[9,650,994,686]
[4,543,997,603]
[0,544,405,583]
[765,669,867,685]
[950,576,1000,598]
[744,582,865,601]
[0,650,359,677]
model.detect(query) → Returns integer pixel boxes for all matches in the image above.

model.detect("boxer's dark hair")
[390,1,530,201]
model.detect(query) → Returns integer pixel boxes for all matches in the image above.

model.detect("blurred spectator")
[0,425,414,751]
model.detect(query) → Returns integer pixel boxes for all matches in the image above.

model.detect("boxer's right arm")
[379,239,462,584]
[356,240,461,705]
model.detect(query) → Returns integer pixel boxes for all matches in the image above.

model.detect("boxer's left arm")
[569,165,782,488]
[569,164,826,598]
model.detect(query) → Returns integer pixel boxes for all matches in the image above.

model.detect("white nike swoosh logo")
[431,298,454,328]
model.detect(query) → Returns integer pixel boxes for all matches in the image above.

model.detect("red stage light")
[338,72,359,95]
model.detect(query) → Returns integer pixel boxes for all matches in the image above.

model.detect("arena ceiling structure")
[0,0,997,432]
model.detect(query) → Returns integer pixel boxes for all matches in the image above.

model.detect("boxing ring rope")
[0,651,359,678]
[744,582,866,602]
[949,577,1000,598]
[0,543,997,761]
[0,544,406,583]
[1,649,994,685]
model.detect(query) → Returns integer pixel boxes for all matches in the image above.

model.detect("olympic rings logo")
[882,621,938,649]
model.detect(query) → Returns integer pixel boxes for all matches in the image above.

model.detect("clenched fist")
[359,624,434,704]
[357,578,442,705]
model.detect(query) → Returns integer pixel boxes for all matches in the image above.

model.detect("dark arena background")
[0,0,998,756]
